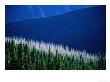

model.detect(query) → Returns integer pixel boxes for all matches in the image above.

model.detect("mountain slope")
[5,5,106,54]
[5,37,106,70]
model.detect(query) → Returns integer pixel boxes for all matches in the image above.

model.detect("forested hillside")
[5,37,106,70]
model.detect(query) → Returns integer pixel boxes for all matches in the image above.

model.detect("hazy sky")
[5,5,93,23]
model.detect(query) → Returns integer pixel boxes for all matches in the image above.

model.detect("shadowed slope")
[5,6,106,54]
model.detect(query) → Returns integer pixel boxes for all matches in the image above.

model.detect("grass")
[5,37,106,70]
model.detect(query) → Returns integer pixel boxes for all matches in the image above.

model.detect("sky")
[5,5,93,23]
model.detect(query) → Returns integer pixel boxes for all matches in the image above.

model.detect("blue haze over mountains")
[5,5,92,23]
[5,5,106,54]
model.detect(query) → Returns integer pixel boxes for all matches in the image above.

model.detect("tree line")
[5,40,106,70]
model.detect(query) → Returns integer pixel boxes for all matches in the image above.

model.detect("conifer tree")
[23,43,31,69]
[5,41,11,69]
[30,47,37,69]
[17,43,24,69]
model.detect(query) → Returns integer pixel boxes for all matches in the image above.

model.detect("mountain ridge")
[5,5,97,24]
[5,5,106,54]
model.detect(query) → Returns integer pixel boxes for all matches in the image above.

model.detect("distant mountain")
[5,5,106,54]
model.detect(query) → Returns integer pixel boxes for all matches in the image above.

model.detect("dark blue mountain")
[5,5,106,54]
